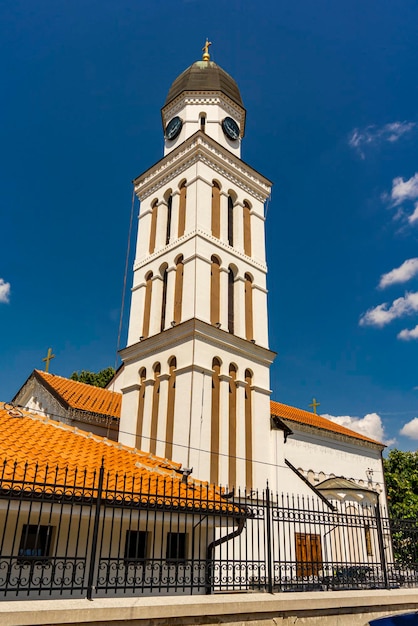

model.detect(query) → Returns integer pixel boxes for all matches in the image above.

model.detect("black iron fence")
[0,459,417,600]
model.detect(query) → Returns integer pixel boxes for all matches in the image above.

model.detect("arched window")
[165,357,177,459]
[211,358,221,485]
[228,364,237,487]
[173,255,184,324]
[149,363,160,455]
[136,368,147,448]
[142,271,153,338]
[227,195,234,246]
[244,273,253,341]
[178,181,186,238]
[160,266,168,332]
[211,182,221,238]
[165,194,172,245]
[200,113,206,132]
[243,201,252,256]
[245,369,253,489]
[228,267,235,334]
[210,256,221,325]
[149,200,158,254]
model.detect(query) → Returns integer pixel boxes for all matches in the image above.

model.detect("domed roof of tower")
[164,60,243,108]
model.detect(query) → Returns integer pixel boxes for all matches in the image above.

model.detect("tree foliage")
[383,449,418,519]
[70,367,115,389]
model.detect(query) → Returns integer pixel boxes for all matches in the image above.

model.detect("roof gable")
[33,370,121,418]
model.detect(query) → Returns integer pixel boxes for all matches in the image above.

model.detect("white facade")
[118,55,276,491]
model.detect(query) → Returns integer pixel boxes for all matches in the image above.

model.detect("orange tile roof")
[24,373,382,447]
[34,370,121,418]
[0,402,234,512]
[270,401,382,446]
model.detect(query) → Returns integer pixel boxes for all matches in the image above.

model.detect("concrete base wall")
[1,590,418,626]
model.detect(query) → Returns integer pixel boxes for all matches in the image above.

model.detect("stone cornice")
[133,132,271,203]
[120,318,276,368]
[133,230,267,273]
[161,92,246,137]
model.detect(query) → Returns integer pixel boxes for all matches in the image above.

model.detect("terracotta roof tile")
[0,402,234,512]
[270,400,382,446]
[27,373,382,447]
[35,370,121,418]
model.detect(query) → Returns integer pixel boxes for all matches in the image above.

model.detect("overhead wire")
[6,400,385,481]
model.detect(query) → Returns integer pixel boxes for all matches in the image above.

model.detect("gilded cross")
[309,397,320,414]
[42,347,55,373]
[202,38,212,61]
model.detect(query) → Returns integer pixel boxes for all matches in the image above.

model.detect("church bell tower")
[119,43,275,489]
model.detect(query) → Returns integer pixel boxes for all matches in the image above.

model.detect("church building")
[109,43,386,502]
[13,44,386,505]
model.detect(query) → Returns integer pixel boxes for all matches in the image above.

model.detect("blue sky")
[1,0,418,451]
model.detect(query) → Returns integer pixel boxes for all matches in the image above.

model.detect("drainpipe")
[205,516,246,595]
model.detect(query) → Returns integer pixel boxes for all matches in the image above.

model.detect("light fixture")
[215,322,221,328]
[366,468,374,483]
[181,467,193,484]
[171,321,176,327]
[139,336,144,341]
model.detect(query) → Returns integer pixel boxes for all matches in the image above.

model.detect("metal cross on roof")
[42,347,55,373]
[202,38,212,61]
[309,397,320,414]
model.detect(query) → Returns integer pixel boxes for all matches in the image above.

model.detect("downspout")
[205,516,246,595]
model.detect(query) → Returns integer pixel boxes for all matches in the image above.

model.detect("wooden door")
[295,533,322,577]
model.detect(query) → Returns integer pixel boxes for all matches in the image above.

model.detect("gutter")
[205,515,246,595]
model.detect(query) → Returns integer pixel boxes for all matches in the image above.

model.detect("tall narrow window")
[228,267,235,334]
[150,363,160,455]
[173,256,184,324]
[142,272,153,338]
[210,358,221,485]
[136,368,146,448]
[165,195,172,245]
[228,364,237,488]
[149,201,158,254]
[245,369,253,490]
[244,273,253,341]
[178,181,186,238]
[227,195,234,246]
[200,113,206,132]
[160,267,168,332]
[210,256,221,325]
[211,182,220,238]
[165,357,176,459]
[243,201,252,256]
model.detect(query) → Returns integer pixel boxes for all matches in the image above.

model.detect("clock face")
[165,116,183,141]
[221,117,240,141]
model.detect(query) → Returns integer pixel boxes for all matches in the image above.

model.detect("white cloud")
[407,202,418,225]
[323,412,394,445]
[379,258,418,289]
[400,417,418,440]
[397,325,418,340]
[0,278,10,304]
[391,172,418,205]
[359,291,418,327]
[349,121,416,158]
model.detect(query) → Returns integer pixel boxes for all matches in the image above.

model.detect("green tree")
[70,367,115,388]
[383,449,418,519]
[383,449,418,567]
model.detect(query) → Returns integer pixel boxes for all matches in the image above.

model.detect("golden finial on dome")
[202,38,212,61]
